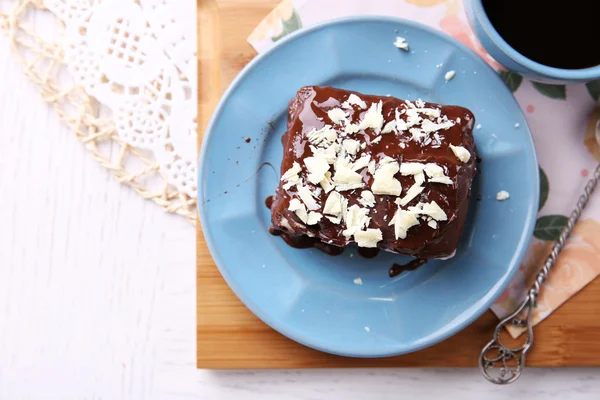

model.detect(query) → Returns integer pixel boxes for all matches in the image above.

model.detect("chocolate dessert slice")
[269,86,477,259]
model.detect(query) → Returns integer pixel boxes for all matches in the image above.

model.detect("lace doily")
[45,0,197,198]
[0,0,197,222]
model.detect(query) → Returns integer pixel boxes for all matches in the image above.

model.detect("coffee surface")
[483,0,600,70]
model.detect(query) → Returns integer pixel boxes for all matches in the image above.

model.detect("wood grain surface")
[197,0,600,369]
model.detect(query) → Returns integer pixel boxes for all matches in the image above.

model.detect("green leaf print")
[534,215,568,241]
[498,70,523,92]
[585,79,600,102]
[539,166,549,211]
[531,82,566,99]
[271,9,302,42]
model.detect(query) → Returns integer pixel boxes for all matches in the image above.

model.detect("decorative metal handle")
[480,160,600,384]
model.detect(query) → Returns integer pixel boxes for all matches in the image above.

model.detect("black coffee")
[482,0,600,69]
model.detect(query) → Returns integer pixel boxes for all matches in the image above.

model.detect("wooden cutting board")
[197,0,600,369]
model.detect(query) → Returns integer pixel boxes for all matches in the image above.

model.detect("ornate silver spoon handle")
[480,161,600,384]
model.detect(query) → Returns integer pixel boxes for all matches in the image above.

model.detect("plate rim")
[198,15,539,358]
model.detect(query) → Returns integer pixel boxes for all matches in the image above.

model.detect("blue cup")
[465,0,600,83]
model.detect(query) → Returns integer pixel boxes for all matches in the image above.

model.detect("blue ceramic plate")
[198,17,538,357]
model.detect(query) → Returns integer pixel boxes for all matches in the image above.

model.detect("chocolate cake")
[269,86,476,259]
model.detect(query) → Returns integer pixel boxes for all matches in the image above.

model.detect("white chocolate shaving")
[371,162,402,196]
[327,108,347,124]
[342,93,367,109]
[304,156,330,185]
[358,101,384,133]
[306,212,323,225]
[288,198,308,223]
[342,205,370,239]
[382,120,397,134]
[352,154,371,172]
[319,171,335,193]
[399,184,424,206]
[323,191,344,216]
[394,36,409,50]
[354,229,383,248]
[342,139,361,156]
[297,185,319,211]
[449,144,471,163]
[389,208,419,239]
[497,190,510,201]
[358,190,376,208]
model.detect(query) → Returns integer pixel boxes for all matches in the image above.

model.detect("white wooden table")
[1,26,599,400]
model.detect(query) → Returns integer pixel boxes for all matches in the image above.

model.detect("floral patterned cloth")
[248,0,600,338]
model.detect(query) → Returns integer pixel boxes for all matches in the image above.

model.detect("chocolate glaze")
[268,225,388,259]
[313,241,344,256]
[265,195,274,210]
[269,86,477,259]
[269,226,344,255]
[389,258,428,278]
[357,247,380,259]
